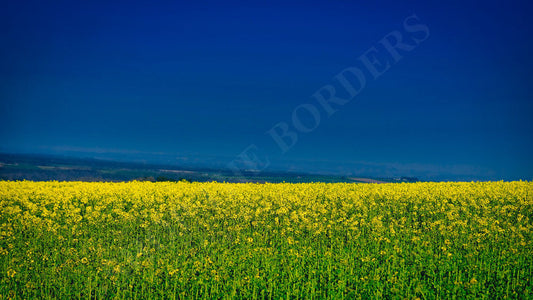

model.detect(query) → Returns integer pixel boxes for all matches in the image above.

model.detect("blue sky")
[1,0,532,180]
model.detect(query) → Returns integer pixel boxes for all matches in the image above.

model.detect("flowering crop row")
[0,181,531,299]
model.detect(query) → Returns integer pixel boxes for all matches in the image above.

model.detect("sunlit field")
[1,181,531,299]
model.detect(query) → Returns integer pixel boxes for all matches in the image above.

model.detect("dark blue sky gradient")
[1,0,532,180]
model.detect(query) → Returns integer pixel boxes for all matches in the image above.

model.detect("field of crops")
[0,181,531,299]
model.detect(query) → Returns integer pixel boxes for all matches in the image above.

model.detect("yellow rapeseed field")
[0,181,531,299]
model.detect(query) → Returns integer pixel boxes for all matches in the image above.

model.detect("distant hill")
[0,153,419,183]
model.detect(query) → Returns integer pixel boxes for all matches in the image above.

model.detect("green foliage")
[0,181,531,299]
